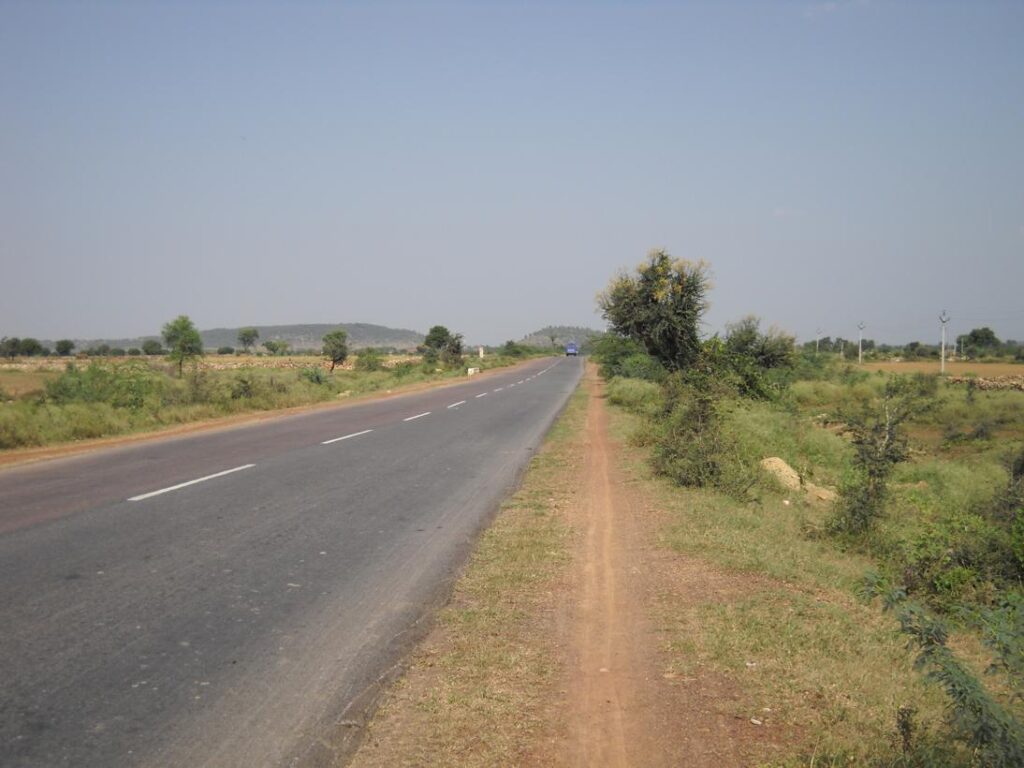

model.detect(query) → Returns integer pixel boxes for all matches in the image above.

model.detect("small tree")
[141,339,163,356]
[598,249,710,372]
[162,315,203,376]
[441,332,464,367]
[263,340,289,356]
[830,376,936,535]
[355,346,384,371]
[55,339,75,356]
[322,329,349,372]
[419,325,452,365]
[237,327,259,353]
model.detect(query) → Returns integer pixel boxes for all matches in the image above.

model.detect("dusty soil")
[347,366,786,766]
[548,371,780,766]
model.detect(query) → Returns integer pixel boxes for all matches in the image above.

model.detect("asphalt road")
[0,356,583,767]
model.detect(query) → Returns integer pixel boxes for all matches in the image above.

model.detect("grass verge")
[605,404,973,766]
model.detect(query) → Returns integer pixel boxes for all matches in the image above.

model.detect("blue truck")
[565,342,578,356]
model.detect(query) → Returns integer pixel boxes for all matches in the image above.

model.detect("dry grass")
[865,360,1023,376]
[0,369,59,397]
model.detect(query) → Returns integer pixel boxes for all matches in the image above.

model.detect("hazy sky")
[2,1,1022,345]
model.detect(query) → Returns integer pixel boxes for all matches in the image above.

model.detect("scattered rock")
[759,457,837,504]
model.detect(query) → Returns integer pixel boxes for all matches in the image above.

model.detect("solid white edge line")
[128,464,256,502]
[403,411,431,422]
[447,400,466,409]
[322,429,373,445]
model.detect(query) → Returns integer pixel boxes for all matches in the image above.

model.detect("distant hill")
[52,322,424,353]
[519,325,604,352]
[198,323,423,351]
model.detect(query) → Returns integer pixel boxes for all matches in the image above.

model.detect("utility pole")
[939,310,950,375]
[815,327,823,357]
[858,322,866,364]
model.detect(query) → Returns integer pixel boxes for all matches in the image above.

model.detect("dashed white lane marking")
[475,393,488,398]
[447,400,466,409]
[322,429,373,445]
[128,464,256,502]
[517,380,525,384]
[404,411,431,422]
[493,387,504,392]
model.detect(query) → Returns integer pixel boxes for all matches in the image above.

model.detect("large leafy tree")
[237,327,259,353]
[162,315,203,375]
[0,337,20,360]
[55,339,75,356]
[322,329,349,372]
[598,249,710,371]
[420,325,451,365]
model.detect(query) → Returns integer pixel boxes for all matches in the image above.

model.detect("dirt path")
[551,369,754,767]
[559,372,660,765]
[348,366,771,766]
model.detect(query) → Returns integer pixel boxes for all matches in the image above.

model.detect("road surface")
[0,356,583,767]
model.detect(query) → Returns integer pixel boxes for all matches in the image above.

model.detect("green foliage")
[217,346,234,355]
[863,575,1024,766]
[55,339,76,356]
[262,339,290,356]
[108,347,125,357]
[441,333,464,366]
[419,325,463,366]
[17,338,44,356]
[237,326,259,352]
[650,376,752,498]
[605,377,662,417]
[1,337,20,359]
[830,376,937,535]
[321,329,348,371]
[141,339,163,356]
[501,340,527,358]
[354,347,384,371]
[45,361,165,410]
[598,248,709,371]
[127,347,141,356]
[162,315,203,375]
[592,333,666,381]
[299,366,328,385]
[423,325,452,351]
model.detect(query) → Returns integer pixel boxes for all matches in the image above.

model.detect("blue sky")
[2,1,1022,344]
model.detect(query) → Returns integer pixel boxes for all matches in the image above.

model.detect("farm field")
[0,351,538,453]
[865,360,1023,376]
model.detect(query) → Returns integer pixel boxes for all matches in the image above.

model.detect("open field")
[864,360,1023,376]
[0,368,59,397]
[0,352,544,453]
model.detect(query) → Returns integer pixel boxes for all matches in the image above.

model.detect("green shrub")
[863,575,1024,766]
[605,377,662,416]
[830,376,936,536]
[355,348,385,371]
[299,366,328,385]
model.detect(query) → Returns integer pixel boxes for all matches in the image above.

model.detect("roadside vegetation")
[596,249,1024,765]
[0,317,549,452]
